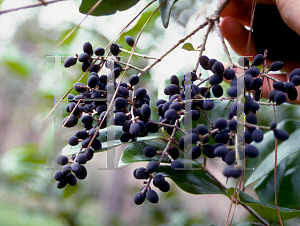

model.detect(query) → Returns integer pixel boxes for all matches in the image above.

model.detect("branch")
[261,73,280,82]
[138,20,209,78]
[158,119,179,165]
[214,20,234,68]
[201,164,269,225]
[0,0,66,15]
[119,48,158,60]
[198,107,213,128]
[193,22,214,73]
[93,57,143,72]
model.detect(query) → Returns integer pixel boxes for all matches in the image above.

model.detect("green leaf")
[159,0,178,28]
[3,59,31,77]
[157,161,226,195]
[79,0,140,16]
[118,138,170,167]
[62,125,161,156]
[257,103,300,128]
[118,131,226,195]
[227,188,300,222]
[59,26,78,46]
[63,135,161,156]
[255,151,300,209]
[245,119,300,187]
[182,43,199,51]
[63,183,79,199]
[236,223,256,226]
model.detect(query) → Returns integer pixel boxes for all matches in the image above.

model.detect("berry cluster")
[54,40,127,188]
[55,38,297,205]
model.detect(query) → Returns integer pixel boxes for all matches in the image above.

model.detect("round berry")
[110,43,120,56]
[64,57,77,68]
[53,170,64,181]
[57,180,67,189]
[94,47,105,56]
[66,174,77,186]
[274,91,286,105]
[76,153,87,164]
[129,74,139,86]
[75,165,87,179]
[63,115,78,128]
[130,123,140,137]
[171,160,184,173]
[189,145,201,159]
[146,190,159,203]
[83,42,93,55]
[214,118,227,130]
[143,146,157,158]
[213,146,229,157]
[136,167,149,179]
[245,145,259,158]
[120,132,132,142]
[199,55,210,70]
[270,61,284,71]
[270,122,277,130]
[274,129,289,141]
[146,161,159,173]
[158,181,170,192]
[251,54,264,66]
[252,129,264,142]
[68,136,79,146]
[134,192,146,205]
[78,52,90,62]
[153,175,165,187]
[125,35,135,47]
[56,155,68,165]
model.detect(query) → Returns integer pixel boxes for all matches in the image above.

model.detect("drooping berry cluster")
[54,40,131,188]
[55,38,296,205]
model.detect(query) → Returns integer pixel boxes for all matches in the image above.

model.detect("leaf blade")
[245,119,300,187]
[62,125,162,156]
[159,0,178,28]
[227,188,300,222]
[79,0,140,16]
[158,162,227,195]
[182,43,198,51]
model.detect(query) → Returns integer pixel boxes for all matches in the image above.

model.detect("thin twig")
[54,0,104,50]
[149,120,186,134]
[272,107,283,226]
[214,20,233,68]
[158,119,179,165]
[242,121,271,130]
[138,21,209,78]
[0,0,66,15]
[193,22,214,73]
[256,101,277,106]
[103,58,143,72]
[261,73,280,82]
[196,76,211,86]
[130,90,136,121]
[119,48,158,60]
[225,177,240,226]
[202,164,269,225]
[191,97,236,102]
[229,174,243,226]
[246,0,257,55]
[198,108,213,128]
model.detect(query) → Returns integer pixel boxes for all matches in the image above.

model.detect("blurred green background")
[0,0,299,226]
